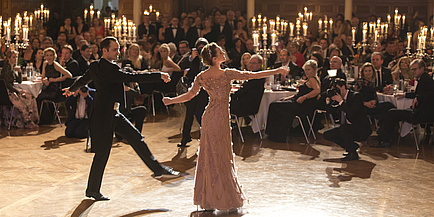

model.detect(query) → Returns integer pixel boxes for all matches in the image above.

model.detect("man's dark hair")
[281,49,290,56]
[100,37,117,52]
[333,78,347,88]
[58,31,68,38]
[81,44,91,52]
[179,40,189,48]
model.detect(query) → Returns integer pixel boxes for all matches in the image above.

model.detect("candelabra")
[84,4,101,24]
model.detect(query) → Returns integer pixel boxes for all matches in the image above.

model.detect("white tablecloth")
[252,90,297,133]
[14,81,43,98]
[377,93,414,136]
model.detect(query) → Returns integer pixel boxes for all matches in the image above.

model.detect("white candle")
[252,17,256,29]
[84,9,88,21]
[289,22,294,36]
[132,25,136,37]
[352,27,356,40]
[90,10,94,21]
[6,26,10,41]
[362,29,367,42]
[309,12,312,21]
[329,18,333,32]
[407,32,411,49]
[97,11,100,19]
[374,29,378,42]
[270,20,275,31]
[318,19,322,30]
[276,16,280,30]
[303,23,307,36]
[252,31,259,46]
[271,31,276,47]
[387,14,391,24]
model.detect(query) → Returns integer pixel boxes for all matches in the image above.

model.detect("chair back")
[0,79,13,107]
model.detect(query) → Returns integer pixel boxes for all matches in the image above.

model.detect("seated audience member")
[72,38,88,60]
[37,48,72,124]
[0,50,39,129]
[245,39,255,55]
[77,44,92,76]
[321,56,347,92]
[168,42,181,64]
[240,52,252,71]
[121,43,149,70]
[176,40,191,65]
[159,43,181,74]
[371,52,393,93]
[377,59,434,147]
[31,48,45,73]
[65,86,93,138]
[353,63,395,126]
[323,78,372,161]
[266,60,321,143]
[310,52,326,82]
[60,45,80,88]
[382,41,396,68]
[287,42,305,68]
[230,54,265,119]
[89,43,101,62]
[273,49,304,81]
[227,38,244,69]
[391,56,412,81]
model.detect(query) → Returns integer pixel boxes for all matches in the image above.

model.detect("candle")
[90,10,94,21]
[132,25,136,37]
[252,17,256,29]
[128,25,131,37]
[289,22,294,36]
[262,23,267,34]
[303,23,307,36]
[385,24,388,35]
[402,15,406,26]
[271,31,277,47]
[276,16,280,30]
[149,5,153,12]
[329,18,333,32]
[352,27,356,41]
[6,26,10,42]
[397,15,401,27]
[270,20,275,31]
[97,11,100,19]
[84,9,88,21]
[362,29,367,42]
[324,19,328,30]
[318,18,322,30]
[257,14,262,26]
[387,14,391,24]
[252,31,259,46]
[407,32,411,49]
[283,22,288,34]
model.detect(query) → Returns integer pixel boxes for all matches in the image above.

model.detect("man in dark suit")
[186,17,202,49]
[63,37,178,201]
[60,45,80,88]
[382,41,396,67]
[371,52,393,93]
[273,49,304,80]
[177,38,209,147]
[321,56,347,92]
[377,59,434,147]
[72,39,89,61]
[137,15,157,39]
[149,12,162,35]
[210,15,232,46]
[65,86,93,138]
[323,78,372,161]
[164,17,185,45]
[230,54,265,117]
[77,44,91,76]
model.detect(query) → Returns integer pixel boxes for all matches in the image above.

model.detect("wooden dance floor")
[1,105,434,217]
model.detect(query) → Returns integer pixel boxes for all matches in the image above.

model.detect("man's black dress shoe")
[86,192,110,201]
[341,152,359,161]
[154,166,180,179]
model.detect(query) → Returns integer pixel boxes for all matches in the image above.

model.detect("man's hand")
[331,93,343,103]
[383,84,393,93]
[62,88,74,97]
[364,100,377,108]
[191,48,199,59]
[279,66,290,78]
[162,97,172,105]
[161,72,171,83]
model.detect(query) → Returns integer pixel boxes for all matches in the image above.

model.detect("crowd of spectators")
[1,6,434,157]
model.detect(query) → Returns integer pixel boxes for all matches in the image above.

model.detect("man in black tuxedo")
[323,78,372,161]
[65,86,93,138]
[186,17,202,49]
[177,38,209,147]
[371,52,393,93]
[164,17,185,45]
[63,37,178,201]
[230,54,265,117]
[210,15,232,47]
[377,59,434,147]
[137,15,157,39]
[60,45,80,88]
[382,41,396,67]
[72,39,89,61]
[224,10,236,47]
[177,40,191,65]
[77,44,91,76]
[273,49,304,80]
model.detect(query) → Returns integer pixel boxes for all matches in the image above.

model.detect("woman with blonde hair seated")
[240,53,252,71]
[122,43,148,70]
[391,56,412,81]
[159,43,181,74]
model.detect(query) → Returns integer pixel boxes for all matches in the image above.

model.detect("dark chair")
[0,79,15,130]
[398,121,434,151]
[39,99,63,127]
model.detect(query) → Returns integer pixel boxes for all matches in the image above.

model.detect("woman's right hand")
[42,77,50,86]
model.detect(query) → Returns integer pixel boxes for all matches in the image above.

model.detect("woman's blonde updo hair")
[43,47,58,59]
[201,42,220,66]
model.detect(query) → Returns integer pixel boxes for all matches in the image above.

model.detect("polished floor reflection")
[1,105,434,217]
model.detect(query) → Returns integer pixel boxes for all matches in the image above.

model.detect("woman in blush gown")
[163,42,288,212]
